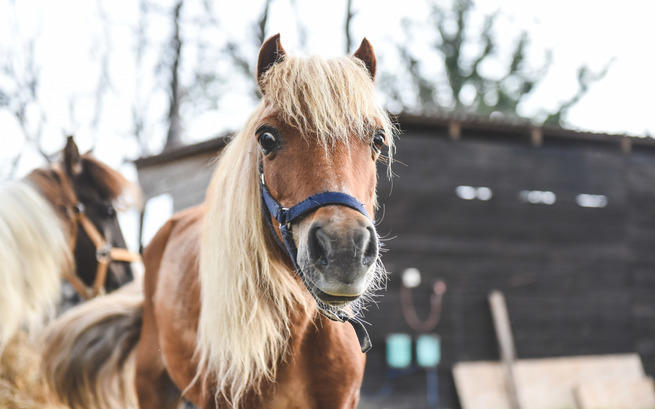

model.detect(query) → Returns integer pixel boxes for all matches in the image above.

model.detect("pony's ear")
[257,33,286,90]
[63,135,83,176]
[353,38,376,80]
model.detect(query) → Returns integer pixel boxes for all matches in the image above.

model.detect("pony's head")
[198,34,394,406]
[256,34,393,309]
[28,136,138,295]
[0,136,138,349]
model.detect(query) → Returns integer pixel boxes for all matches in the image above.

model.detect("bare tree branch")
[256,0,272,47]
[164,0,184,149]
[344,0,356,53]
[90,0,113,138]
[0,35,51,164]
[544,59,614,126]
[130,0,150,155]
[223,0,273,101]
[290,0,308,50]
[5,150,24,179]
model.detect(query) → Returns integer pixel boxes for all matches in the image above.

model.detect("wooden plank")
[454,354,645,409]
[575,377,655,409]
[488,291,521,409]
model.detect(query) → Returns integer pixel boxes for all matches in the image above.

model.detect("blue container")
[416,334,441,368]
[386,333,412,368]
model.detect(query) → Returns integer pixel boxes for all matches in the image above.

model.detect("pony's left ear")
[353,38,376,80]
[63,135,83,177]
[257,33,286,91]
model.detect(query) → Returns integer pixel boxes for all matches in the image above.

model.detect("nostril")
[352,227,370,253]
[362,226,378,266]
[307,224,329,267]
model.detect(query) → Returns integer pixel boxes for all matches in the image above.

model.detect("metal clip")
[96,244,111,263]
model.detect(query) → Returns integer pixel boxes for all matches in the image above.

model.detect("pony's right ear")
[63,135,83,177]
[257,33,286,91]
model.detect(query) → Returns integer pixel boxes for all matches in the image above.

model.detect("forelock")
[259,55,395,149]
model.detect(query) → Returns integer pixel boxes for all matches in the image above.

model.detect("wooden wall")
[137,152,216,212]
[360,127,655,408]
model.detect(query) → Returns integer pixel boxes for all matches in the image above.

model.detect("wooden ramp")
[454,354,655,409]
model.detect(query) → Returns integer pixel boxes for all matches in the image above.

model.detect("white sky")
[1,0,654,249]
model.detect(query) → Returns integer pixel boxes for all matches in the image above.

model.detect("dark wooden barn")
[135,114,655,409]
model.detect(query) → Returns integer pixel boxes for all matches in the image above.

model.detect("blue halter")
[259,163,373,353]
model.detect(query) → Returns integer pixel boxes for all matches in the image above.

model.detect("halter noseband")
[259,163,373,353]
[64,203,141,300]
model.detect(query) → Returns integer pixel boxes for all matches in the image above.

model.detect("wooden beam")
[489,290,522,409]
[448,121,461,141]
[621,136,632,154]
[530,128,543,147]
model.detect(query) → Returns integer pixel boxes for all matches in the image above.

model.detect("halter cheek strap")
[64,204,142,300]
[259,165,373,353]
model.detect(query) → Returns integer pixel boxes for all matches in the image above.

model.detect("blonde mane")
[197,54,395,407]
[0,181,71,351]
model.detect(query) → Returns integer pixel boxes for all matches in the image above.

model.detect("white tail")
[42,277,144,409]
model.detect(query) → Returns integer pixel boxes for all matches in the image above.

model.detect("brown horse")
[0,136,138,350]
[43,34,395,409]
[0,136,140,409]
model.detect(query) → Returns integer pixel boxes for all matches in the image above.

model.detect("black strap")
[259,165,373,353]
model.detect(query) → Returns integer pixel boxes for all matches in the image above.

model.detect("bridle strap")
[65,209,141,300]
[259,165,372,353]
[77,213,106,249]
[62,271,95,300]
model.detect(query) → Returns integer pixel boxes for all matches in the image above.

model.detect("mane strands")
[82,156,142,210]
[0,181,71,350]
[197,105,311,407]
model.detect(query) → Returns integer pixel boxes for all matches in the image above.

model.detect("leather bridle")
[64,203,141,300]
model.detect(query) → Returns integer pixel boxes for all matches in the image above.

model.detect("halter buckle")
[278,207,290,230]
[96,244,111,263]
[74,203,85,215]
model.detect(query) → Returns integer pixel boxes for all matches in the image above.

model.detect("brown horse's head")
[28,137,138,296]
[256,35,393,308]
[198,35,394,403]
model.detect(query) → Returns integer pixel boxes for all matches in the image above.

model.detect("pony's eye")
[104,205,116,218]
[372,131,386,154]
[258,132,279,155]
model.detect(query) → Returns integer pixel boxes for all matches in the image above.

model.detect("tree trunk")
[165,0,184,150]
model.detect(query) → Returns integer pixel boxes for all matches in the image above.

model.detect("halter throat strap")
[259,164,372,353]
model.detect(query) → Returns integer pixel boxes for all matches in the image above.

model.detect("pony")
[42,34,395,409]
[0,136,138,349]
[0,136,139,408]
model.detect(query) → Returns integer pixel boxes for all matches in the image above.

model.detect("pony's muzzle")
[304,214,378,300]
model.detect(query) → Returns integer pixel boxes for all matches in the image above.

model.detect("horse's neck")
[264,303,366,408]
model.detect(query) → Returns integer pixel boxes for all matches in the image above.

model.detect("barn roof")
[134,113,655,169]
